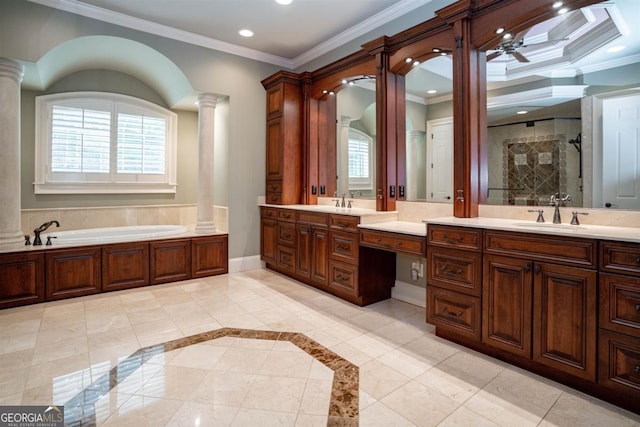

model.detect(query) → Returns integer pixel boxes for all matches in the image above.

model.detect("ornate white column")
[195,93,217,234]
[0,58,25,245]
[406,130,421,200]
[338,116,352,196]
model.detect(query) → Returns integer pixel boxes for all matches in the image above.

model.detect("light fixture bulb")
[322,89,328,94]
[440,52,447,56]
[432,48,441,53]
[413,61,420,66]
[348,81,355,86]
[329,91,335,96]
[557,7,568,14]
[552,1,563,8]
[405,57,413,63]
[341,79,347,84]
[275,0,292,4]
[495,28,505,35]
[517,110,528,115]
[238,29,254,37]
[427,90,437,94]
[503,33,512,40]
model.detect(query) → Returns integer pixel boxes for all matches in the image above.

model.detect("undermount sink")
[512,222,588,231]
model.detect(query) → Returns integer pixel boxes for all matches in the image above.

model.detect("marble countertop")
[423,216,640,243]
[357,221,427,237]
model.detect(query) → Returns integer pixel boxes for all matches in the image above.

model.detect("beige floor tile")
[539,392,640,426]
[167,343,228,370]
[438,406,500,426]
[0,367,28,398]
[401,335,460,363]
[242,375,307,412]
[87,326,138,352]
[359,401,416,427]
[307,360,334,381]
[359,359,411,399]
[439,351,505,384]
[359,388,378,411]
[381,380,459,427]
[30,336,88,365]
[25,352,90,390]
[259,350,313,378]
[231,408,297,427]
[212,347,271,374]
[346,333,397,359]
[372,320,426,346]
[0,333,38,355]
[100,395,183,426]
[189,370,256,406]
[126,307,170,325]
[414,365,482,404]
[137,365,208,400]
[377,347,437,378]
[487,368,564,411]
[463,384,549,427]
[166,401,239,426]
[0,348,33,370]
[0,392,23,405]
[294,413,328,427]
[114,362,164,395]
[329,342,373,366]
[93,390,135,425]
[0,317,41,338]
[298,378,332,415]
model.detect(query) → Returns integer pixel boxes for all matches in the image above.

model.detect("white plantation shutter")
[117,114,166,174]
[348,138,370,179]
[35,92,177,194]
[51,106,111,173]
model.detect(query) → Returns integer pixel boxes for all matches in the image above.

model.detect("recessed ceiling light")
[607,45,626,53]
[238,29,254,37]
[275,0,292,4]
[341,79,347,84]
[495,28,505,35]
[503,33,512,40]
[427,90,437,94]
[552,1,563,8]
[413,61,420,66]
[433,48,441,53]
[557,7,569,14]
[517,110,528,115]
[405,57,413,63]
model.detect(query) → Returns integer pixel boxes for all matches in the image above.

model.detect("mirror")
[336,77,376,199]
[484,0,640,209]
[404,56,454,202]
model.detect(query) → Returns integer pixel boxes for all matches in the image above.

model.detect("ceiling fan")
[486,32,568,63]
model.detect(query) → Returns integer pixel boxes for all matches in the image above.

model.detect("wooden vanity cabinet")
[192,235,228,278]
[150,239,191,284]
[0,251,45,309]
[598,241,640,409]
[483,231,598,382]
[262,74,303,205]
[426,225,483,341]
[46,247,101,300]
[260,207,278,265]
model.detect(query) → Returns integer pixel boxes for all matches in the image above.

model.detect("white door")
[602,95,640,210]
[426,118,454,203]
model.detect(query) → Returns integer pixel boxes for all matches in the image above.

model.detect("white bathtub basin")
[43,225,188,245]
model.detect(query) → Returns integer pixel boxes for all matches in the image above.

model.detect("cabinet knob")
[635,257,640,264]
[635,365,640,374]
[635,304,640,312]
[524,264,531,273]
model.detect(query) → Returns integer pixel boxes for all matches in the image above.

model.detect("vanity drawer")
[601,241,640,277]
[277,222,296,246]
[484,230,597,268]
[329,260,358,296]
[297,211,329,227]
[277,209,296,222]
[360,229,426,256]
[330,230,359,264]
[600,273,640,337]
[427,225,482,251]
[265,192,282,205]
[598,329,640,396]
[427,286,481,341]
[330,214,359,232]
[260,207,278,219]
[276,245,296,273]
[266,180,282,194]
[428,247,482,297]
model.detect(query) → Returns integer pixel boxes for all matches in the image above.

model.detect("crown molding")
[28,0,436,70]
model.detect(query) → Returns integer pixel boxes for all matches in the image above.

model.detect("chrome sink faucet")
[549,194,571,224]
[33,220,60,245]
[333,191,346,208]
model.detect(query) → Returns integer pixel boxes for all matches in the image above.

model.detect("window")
[348,128,374,190]
[35,92,177,194]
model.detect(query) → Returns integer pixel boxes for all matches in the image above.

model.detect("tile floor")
[0,268,639,426]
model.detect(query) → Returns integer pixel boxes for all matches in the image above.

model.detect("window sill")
[33,182,177,194]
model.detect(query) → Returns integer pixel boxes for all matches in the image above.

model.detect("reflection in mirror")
[404,56,453,202]
[336,78,376,199]
[484,0,640,210]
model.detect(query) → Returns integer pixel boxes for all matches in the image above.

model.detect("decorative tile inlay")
[63,328,359,426]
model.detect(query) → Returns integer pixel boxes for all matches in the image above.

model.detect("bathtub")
[43,225,188,245]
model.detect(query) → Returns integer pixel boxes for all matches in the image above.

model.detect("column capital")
[0,58,25,84]
[339,115,352,128]
[197,93,218,109]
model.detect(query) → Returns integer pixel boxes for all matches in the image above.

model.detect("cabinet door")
[192,235,228,278]
[102,243,149,292]
[266,117,283,180]
[150,239,190,284]
[296,224,312,279]
[533,263,597,381]
[46,247,101,301]
[0,252,45,309]
[261,218,277,265]
[310,227,329,286]
[483,255,532,357]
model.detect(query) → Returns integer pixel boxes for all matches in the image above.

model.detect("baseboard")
[392,280,426,308]
[229,255,263,273]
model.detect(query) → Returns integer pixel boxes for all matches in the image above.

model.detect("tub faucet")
[549,194,571,224]
[33,220,60,246]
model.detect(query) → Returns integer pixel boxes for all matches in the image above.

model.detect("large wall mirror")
[483,0,640,210]
[404,55,453,202]
[336,76,376,199]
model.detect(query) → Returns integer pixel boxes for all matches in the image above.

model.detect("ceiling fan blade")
[512,51,530,62]
[486,51,503,61]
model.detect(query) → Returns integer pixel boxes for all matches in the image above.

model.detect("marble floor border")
[62,327,359,426]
